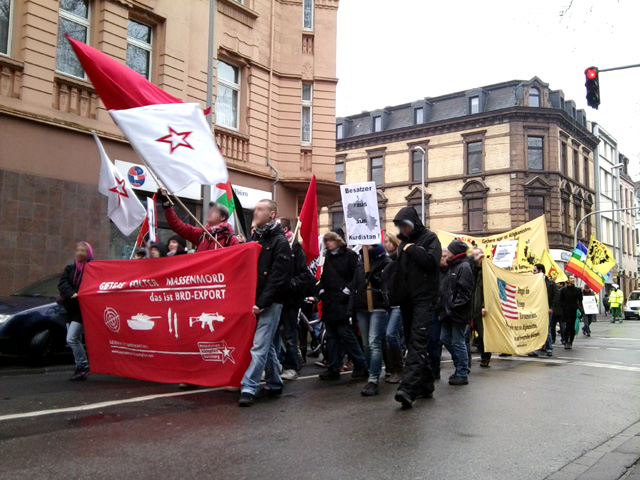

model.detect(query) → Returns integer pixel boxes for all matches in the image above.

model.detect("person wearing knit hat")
[447,239,468,257]
[167,235,187,256]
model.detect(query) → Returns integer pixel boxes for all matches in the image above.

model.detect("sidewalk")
[546,420,640,480]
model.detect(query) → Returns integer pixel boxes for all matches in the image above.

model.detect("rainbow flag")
[565,241,606,293]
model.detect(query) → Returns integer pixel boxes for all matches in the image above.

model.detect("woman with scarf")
[58,242,93,381]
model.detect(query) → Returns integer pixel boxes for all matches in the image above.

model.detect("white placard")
[583,296,599,315]
[340,182,381,246]
[114,160,202,200]
[492,240,519,269]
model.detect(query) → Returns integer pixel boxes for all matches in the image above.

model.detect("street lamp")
[413,146,426,225]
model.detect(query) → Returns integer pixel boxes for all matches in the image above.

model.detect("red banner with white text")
[78,243,260,387]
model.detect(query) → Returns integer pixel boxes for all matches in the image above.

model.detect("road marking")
[500,356,640,373]
[606,347,626,351]
[557,357,584,360]
[582,346,600,349]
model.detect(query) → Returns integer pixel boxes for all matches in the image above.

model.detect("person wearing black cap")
[167,235,188,256]
[158,189,238,251]
[149,243,168,258]
[391,206,442,408]
[440,240,474,386]
[133,248,147,259]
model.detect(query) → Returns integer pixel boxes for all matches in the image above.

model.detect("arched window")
[529,87,540,107]
[461,181,489,233]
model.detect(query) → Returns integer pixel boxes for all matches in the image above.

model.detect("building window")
[56,0,90,78]
[331,210,344,231]
[461,181,488,233]
[336,123,343,140]
[467,141,483,175]
[527,136,544,170]
[0,0,11,56]
[335,162,344,184]
[216,60,240,130]
[370,156,383,187]
[572,149,579,182]
[469,96,480,115]
[622,225,627,254]
[468,199,484,232]
[414,107,424,125]
[528,196,545,220]
[126,19,152,80]
[411,149,423,183]
[529,87,540,107]
[301,83,313,144]
[303,0,313,30]
[574,201,582,237]
[583,156,589,187]
[373,115,382,133]
[563,198,571,234]
[560,142,568,175]
[585,204,593,239]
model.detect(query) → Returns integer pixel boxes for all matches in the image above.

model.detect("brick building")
[323,77,598,265]
[0,0,340,295]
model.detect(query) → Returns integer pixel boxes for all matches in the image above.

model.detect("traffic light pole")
[573,206,640,256]
[598,63,640,73]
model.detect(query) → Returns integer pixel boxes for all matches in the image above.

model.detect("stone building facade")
[323,78,598,264]
[0,0,340,294]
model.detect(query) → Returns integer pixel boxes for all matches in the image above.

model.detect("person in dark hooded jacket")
[351,244,391,396]
[440,240,474,385]
[391,207,442,408]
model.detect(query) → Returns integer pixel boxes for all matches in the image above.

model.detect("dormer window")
[414,107,424,125]
[373,115,382,133]
[469,96,480,115]
[529,87,540,107]
[336,123,343,139]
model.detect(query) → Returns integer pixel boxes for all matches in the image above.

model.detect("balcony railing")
[0,56,23,99]
[215,127,249,163]
[53,74,99,119]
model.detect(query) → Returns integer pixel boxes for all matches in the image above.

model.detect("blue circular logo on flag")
[128,166,145,187]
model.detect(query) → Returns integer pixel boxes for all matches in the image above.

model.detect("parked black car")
[0,275,69,364]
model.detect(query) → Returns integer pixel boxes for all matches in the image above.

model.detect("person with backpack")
[158,189,239,250]
[351,244,391,396]
[390,207,441,408]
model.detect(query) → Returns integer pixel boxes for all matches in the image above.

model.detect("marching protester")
[603,292,610,317]
[550,281,565,345]
[529,263,559,357]
[149,243,168,258]
[167,235,188,256]
[383,233,404,384]
[239,200,292,407]
[158,189,239,250]
[471,247,491,368]
[317,231,368,381]
[440,241,474,386]
[391,207,441,408]
[430,249,450,379]
[582,285,597,337]
[609,284,624,324]
[276,217,316,381]
[58,242,93,381]
[351,244,391,396]
[559,274,583,350]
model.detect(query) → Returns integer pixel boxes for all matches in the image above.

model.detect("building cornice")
[337,107,599,152]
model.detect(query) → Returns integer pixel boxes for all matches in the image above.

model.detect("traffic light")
[585,66,600,109]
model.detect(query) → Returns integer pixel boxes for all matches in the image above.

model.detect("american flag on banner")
[497,278,519,320]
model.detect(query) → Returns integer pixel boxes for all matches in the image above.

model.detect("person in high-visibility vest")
[609,284,624,324]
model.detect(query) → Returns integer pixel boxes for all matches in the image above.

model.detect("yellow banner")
[482,259,549,355]
[436,216,549,272]
[586,234,617,276]
[540,250,568,283]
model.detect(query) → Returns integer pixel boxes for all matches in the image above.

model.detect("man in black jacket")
[276,217,315,381]
[440,240,474,386]
[239,200,292,407]
[529,263,559,357]
[392,207,442,408]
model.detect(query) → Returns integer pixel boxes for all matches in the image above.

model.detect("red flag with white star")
[94,132,146,236]
[67,36,228,193]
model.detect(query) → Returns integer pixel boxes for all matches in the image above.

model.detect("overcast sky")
[336,0,640,179]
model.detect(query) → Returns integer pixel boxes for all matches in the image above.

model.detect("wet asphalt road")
[1,319,639,480]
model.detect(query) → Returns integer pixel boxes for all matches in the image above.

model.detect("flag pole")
[290,217,302,247]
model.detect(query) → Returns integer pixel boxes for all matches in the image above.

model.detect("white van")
[624,291,640,320]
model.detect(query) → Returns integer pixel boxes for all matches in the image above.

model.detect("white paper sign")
[492,240,519,269]
[340,182,381,246]
[583,296,599,315]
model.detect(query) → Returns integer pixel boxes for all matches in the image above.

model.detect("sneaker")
[361,382,379,396]
[448,373,457,381]
[394,389,414,408]
[567,344,573,350]
[69,366,90,381]
[528,351,540,357]
[257,387,283,399]
[546,351,553,357]
[448,375,469,386]
[351,366,369,379]
[238,393,255,407]
[319,370,340,381]
[587,333,591,337]
[480,360,491,368]
[281,369,298,381]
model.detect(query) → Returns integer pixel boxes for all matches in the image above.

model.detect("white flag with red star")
[94,132,146,236]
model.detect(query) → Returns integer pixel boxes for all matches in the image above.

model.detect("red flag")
[135,194,157,248]
[78,243,261,387]
[299,175,320,265]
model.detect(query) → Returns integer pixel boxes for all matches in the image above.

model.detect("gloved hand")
[157,188,171,208]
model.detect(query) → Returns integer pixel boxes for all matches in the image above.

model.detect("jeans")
[241,303,284,396]
[440,320,469,378]
[67,321,88,369]
[324,321,367,374]
[550,314,563,343]
[428,313,442,375]
[543,314,553,353]
[357,310,389,383]
[386,307,403,350]
[279,305,300,371]
[398,302,435,398]
[583,314,596,334]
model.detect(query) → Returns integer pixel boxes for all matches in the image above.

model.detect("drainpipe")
[267,158,279,201]
[265,0,277,201]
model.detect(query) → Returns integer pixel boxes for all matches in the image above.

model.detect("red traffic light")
[585,67,598,79]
